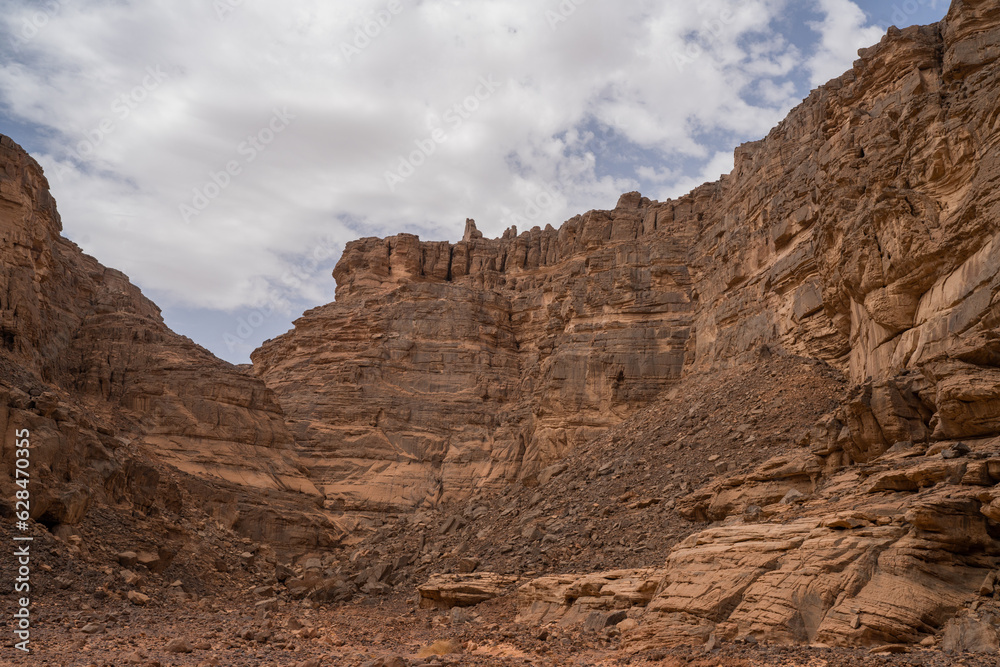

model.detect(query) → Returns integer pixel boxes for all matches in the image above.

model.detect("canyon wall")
[252,200,696,512]
[255,0,1000,514]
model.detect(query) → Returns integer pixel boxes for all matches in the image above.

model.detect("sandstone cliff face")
[253,198,696,512]
[254,0,1000,518]
[0,135,332,547]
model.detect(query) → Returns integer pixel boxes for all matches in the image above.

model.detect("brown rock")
[164,638,193,653]
[127,591,150,606]
[0,133,336,549]
[417,573,518,609]
[941,616,1000,654]
[517,570,662,626]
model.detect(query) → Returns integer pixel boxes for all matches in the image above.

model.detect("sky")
[0,0,951,364]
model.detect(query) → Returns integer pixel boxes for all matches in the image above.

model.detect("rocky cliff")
[253,198,695,514]
[2,0,1000,659]
[249,0,1000,651]
[256,0,1000,511]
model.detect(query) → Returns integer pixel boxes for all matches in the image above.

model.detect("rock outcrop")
[624,437,1000,650]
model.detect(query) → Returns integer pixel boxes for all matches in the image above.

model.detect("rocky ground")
[4,514,999,667]
[4,352,998,666]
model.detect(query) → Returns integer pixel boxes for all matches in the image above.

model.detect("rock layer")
[252,0,1000,650]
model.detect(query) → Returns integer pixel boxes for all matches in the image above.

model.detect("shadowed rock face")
[255,0,1000,513]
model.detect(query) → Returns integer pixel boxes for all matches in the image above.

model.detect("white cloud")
[0,0,881,330]
[806,0,885,88]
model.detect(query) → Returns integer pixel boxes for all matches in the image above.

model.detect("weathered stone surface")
[516,570,662,627]
[417,573,519,609]
[626,439,1000,651]
[253,197,696,514]
[940,615,1000,654]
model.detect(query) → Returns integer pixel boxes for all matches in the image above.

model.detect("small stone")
[165,638,193,653]
[869,644,910,654]
[781,489,805,505]
[979,571,997,596]
[136,551,161,572]
[81,622,103,634]
[522,525,544,541]
[118,551,138,568]
[121,569,144,587]
[127,591,151,606]
[255,585,276,598]
[942,442,972,459]
[456,557,480,573]
[618,618,639,632]
[125,648,151,663]
[255,597,279,612]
